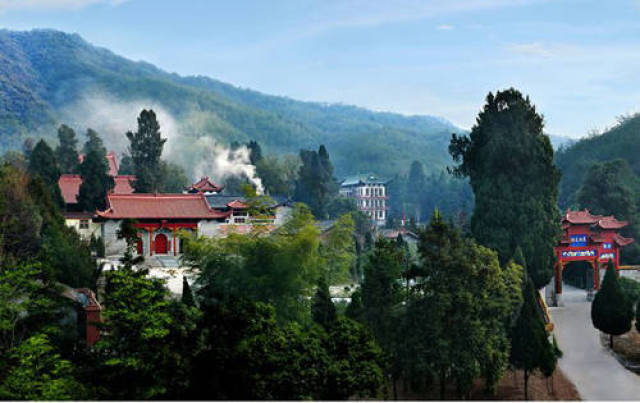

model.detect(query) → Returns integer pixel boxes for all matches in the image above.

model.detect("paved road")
[552,284,640,400]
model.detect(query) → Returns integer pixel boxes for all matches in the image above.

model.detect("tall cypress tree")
[311,277,336,328]
[56,124,79,174]
[449,88,561,289]
[77,147,114,212]
[127,109,166,193]
[591,259,633,348]
[84,128,107,155]
[510,276,556,400]
[181,276,195,307]
[294,145,337,218]
[28,140,64,207]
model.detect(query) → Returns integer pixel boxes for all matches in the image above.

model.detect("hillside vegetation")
[0,28,461,178]
[556,114,640,207]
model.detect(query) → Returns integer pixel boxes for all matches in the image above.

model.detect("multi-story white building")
[340,173,388,226]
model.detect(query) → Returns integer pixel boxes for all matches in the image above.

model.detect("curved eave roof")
[97,193,230,219]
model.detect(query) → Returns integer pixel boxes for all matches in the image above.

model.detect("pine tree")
[510,276,556,400]
[127,109,167,193]
[449,88,561,289]
[83,128,106,155]
[77,146,114,212]
[246,140,263,165]
[591,259,633,348]
[56,124,79,174]
[28,140,64,207]
[406,160,427,223]
[311,277,336,328]
[181,276,195,307]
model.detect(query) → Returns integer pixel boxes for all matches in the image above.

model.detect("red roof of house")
[227,200,248,209]
[187,176,224,193]
[614,233,635,247]
[596,217,629,230]
[106,151,119,176]
[59,174,83,204]
[563,209,603,225]
[97,193,230,219]
[78,151,119,176]
[58,174,135,204]
[113,175,135,194]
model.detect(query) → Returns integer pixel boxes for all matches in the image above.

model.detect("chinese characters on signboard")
[570,234,588,247]
[561,249,596,258]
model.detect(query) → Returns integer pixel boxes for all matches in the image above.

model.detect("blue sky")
[1,0,640,138]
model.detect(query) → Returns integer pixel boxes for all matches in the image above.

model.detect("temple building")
[340,173,389,226]
[95,191,293,258]
[184,176,224,194]
[58,151,134,239]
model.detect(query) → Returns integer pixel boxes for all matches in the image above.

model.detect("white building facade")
[340,173,389,226]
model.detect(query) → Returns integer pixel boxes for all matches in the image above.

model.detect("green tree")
[183,203,321,322]
[321,213,355,284]
[181,276,195,307]
[55,124,79,174]
[95,269,173,399]
[449,88,561,289]
[83,128,107,155]
[246,140,263,165]
[28,139,64,207]
[402,212,523,398]
[361,237,402,353]
[0,334,85,400]
[77,146,114,212]
[577,159,640,263]
[127,109,167,193]
[294,145,338,219]
[407,160,427,222]
[312,277,336,328]
[160,161,190,193]
[510,276,556,400]
[591,259,633,348]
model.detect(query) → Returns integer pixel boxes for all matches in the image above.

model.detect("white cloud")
[0,0,128,11]
[436,24,454,30]
[506,42,553,57]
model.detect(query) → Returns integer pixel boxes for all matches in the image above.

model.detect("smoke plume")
[60,92,264,193]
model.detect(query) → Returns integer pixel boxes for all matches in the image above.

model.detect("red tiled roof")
[227,200,248,209]
[106,151,119,176]
[77,151,118,176]
[563,209,603,224]
[59,174,82,204]
[97,193,230,219]
[187,176,224,193]
[113,175,135,194]
[614,233,635,247]
[58,174,135,204]
[596,216,629,230]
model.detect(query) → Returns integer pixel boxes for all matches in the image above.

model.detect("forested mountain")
[555,114,640,207]
[0,28,461,178]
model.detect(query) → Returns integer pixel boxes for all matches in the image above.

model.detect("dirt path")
[552,284,640,400]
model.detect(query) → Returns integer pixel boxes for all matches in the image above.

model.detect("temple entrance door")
[155,234,168,254]
[136,239,143,255]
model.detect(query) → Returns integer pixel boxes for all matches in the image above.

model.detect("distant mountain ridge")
[0,28,463,178]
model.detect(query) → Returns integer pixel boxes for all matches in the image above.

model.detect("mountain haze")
[0,29,462,179]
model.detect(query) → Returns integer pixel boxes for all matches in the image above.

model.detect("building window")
[79,219,89,229]
[235,217,246,224]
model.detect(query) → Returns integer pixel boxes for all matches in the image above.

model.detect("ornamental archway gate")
[553,209,634,304]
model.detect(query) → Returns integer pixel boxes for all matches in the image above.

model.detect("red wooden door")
[155,234,168,254]
[136,239,143,255]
